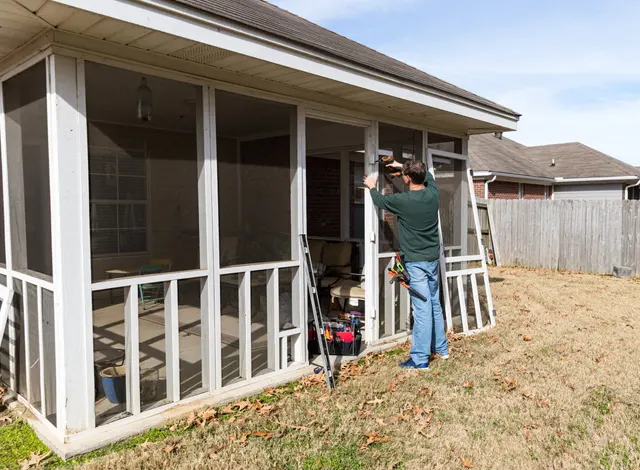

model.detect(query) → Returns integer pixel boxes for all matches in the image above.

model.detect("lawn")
[2,266,640,469]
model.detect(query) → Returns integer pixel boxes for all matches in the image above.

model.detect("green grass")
[0,421,55,470]
[301,443,364,470]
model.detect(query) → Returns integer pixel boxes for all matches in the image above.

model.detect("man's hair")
[402,160,426,185]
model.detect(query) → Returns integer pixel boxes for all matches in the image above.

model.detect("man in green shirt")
[364,160,448,369]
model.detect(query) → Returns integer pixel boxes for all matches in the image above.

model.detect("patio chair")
[150,257,172,272]
[138,264,165,310]
[329,270,366,315]
[319,242,353,289]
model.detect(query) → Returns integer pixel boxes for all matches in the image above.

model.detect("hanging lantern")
[136,77,152,122]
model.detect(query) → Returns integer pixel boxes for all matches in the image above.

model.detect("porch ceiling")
[1,0,517,135]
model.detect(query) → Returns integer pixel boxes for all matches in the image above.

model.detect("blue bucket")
[100,366,127,404]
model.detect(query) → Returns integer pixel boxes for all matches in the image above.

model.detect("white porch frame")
[0,29,500,456]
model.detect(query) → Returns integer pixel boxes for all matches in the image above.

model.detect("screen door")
[427,149,496,335]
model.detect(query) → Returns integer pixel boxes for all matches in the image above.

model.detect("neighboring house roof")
[170,0,519,118]
[525,143,640,178]
[469,134,551,178]
[469,135,640,181]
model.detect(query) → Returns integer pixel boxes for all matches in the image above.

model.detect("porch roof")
[170,0,519,118]
[0,0,520,134]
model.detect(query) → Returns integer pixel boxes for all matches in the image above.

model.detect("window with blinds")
[89,146,148,256]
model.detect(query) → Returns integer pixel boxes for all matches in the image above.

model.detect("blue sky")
[272,0,640,166]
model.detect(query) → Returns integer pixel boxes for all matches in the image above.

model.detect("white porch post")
[47,55,94,431]
[363,121,379,343]
[290,105,306,363]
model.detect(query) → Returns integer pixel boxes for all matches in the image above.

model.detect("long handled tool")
[300,234,335,391]
[387,253,427,302]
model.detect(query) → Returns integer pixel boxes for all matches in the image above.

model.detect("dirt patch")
[31,268,640,468]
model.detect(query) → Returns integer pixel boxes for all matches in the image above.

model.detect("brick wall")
[473,180,485,199]
[488,181,520,199]
[307,156,341,238]
[523,184,546,200]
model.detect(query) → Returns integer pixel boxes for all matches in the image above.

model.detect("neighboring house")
[0,0,519,457]
[470,134,640,200]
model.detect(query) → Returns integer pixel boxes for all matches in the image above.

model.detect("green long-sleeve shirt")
[369,171,440,262]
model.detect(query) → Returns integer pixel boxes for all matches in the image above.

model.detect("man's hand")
[363,174,378,189]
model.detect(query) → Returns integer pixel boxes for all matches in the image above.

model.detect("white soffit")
[49,0,518,131]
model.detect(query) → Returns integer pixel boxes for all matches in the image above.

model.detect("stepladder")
[299,234,335,390]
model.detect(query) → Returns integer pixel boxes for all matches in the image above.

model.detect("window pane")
[118,151,145,176]
[216,90,294,266]
[91,230,118,255]
[118,176,146,201]
[90,175,118,200]
[118,204,146,229]
[3,61,52,277]
[91,204,117,230]
[89,148,117,175]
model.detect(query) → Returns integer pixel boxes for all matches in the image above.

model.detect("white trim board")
[53,0,518,130]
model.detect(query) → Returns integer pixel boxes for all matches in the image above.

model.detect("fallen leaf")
[419,387,435,398]
[228,416,237,423]
[164,442,184,454]
[463,381,473,389]
[432,371,440,376]
[502,377,519,392]
[186,411,197,427]
[460,457,474,468]
[523,335,533,342]
[20,451,52,469]
[362,432,391,448]
[202,409,217,420]
[251,431,273,440]
[489,337,499,343]
[536,399,550,408]
[220,405,235,415]
[376,418,387,426]
[521,390,534,399]
[234,400,252,411]
[367,398,385,406]
[493,369,502,377]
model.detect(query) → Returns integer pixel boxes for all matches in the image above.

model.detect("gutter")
[473,171,554,184]
[624,179,640,200]
[474,172,639,185]
[484,175,497,199]
[554,176,640,183]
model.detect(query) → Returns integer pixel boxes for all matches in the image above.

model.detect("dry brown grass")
[74,267,640,470]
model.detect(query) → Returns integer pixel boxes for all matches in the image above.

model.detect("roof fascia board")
[54,0,518,130]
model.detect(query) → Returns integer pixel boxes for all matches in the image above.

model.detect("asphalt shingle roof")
[170,0,519,117]
[524,143,640,178]
[469,134,551,178]
[469,135,640,179]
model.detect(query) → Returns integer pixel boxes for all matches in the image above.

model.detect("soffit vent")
[170,44,234,64]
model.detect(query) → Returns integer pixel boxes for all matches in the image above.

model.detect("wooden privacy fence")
[488,199,640,276]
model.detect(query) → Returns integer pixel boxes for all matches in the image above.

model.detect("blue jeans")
[405,260,448,365]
